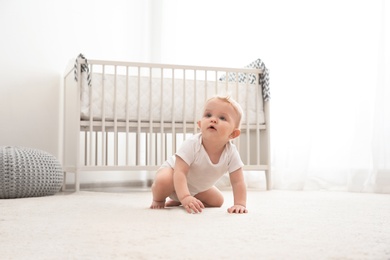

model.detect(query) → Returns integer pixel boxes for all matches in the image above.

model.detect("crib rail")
[87,59,263,74]
[63,58,270,191]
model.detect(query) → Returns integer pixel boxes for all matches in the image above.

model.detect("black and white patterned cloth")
[220,58,270,101]
[74,53,91,87]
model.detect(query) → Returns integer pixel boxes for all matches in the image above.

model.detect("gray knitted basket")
[0,146,63,199]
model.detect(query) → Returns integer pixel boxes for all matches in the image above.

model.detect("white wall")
[155,0,388,191]
[0,0,150,158]
[156,0,381,161]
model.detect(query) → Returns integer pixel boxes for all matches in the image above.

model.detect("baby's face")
[198,99,239,141]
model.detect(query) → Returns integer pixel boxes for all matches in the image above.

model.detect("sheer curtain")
[154,0,390,193]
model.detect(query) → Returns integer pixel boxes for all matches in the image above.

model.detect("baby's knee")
[215,196,224,207]
[152,169,174,190]
[196,187,224,207]
[205,197,223,208]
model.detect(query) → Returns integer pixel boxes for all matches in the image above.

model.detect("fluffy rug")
[1,190,389,259]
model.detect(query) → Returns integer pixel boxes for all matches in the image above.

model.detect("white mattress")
[80,73,264,125]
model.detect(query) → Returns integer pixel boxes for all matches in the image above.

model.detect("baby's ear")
[197,120,201,128]
[230,129,241,139]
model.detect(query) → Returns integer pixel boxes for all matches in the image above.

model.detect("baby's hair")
[205,95,243,128]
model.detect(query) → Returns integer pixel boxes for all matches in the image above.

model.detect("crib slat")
[235,71,241,152]
[125,66,130,166]
[256,73,260,165]
[246,72,250,165]
[214,71,218,98]
[106,132,109,165]
[148,67,153,165]
[95,131,98,165]
[114,65,118,166]
[193,69,197,134]
[136,67,141,166]
[171,69,176,157]
[101,65,106,166]
[182,69,187,143]
[225,70,229,93]
[88,64,94,166]
[160,68,164,165]
[84,131,87,165]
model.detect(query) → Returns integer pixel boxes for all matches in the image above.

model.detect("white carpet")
[1,190,390,260]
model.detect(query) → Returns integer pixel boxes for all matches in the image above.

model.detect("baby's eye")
[219,116,226,121]
[204,113,212,118]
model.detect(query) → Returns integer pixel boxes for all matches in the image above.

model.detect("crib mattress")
[80,73,265,125]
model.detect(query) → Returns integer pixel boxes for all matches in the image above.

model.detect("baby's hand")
[227,205,248,214]
[181,195,205,214]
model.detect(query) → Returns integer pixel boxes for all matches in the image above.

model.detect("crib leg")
[265,170,271,190]
[62,171,67,192]
[75,170,80,192]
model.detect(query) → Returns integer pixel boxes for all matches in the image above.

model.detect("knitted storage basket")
[0,146,63,199]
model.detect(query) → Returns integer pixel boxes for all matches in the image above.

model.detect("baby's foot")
[150,200,165,209]
[165,199,181,207]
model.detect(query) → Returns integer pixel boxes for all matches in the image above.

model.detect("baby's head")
[203,95,243,129]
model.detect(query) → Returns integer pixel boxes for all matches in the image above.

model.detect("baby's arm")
[174,156,205,213]
[228,168,248,214]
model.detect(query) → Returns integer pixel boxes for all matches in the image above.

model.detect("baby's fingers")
[185,201,203,214]
[227,205,248,214]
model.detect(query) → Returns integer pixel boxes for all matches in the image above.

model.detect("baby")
[150,96,248,214]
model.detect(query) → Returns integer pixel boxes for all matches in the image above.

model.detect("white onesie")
[162,133,244,201]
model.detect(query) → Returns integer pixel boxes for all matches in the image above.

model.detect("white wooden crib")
[62,57,270,191]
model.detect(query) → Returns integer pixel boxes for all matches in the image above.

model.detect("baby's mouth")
[208,125,216,131]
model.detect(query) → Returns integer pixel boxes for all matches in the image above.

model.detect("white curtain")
[154,0,390,193]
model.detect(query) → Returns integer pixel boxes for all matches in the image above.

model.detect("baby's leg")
[150,167,174,209]
[195,186,224,207]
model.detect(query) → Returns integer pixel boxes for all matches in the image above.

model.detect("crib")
[62,56,270,191]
